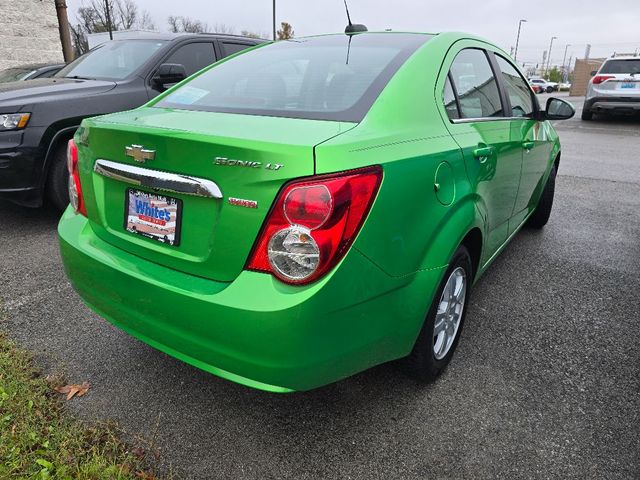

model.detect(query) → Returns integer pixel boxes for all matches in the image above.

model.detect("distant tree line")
[70,0,155,56]
[70,0,290,57]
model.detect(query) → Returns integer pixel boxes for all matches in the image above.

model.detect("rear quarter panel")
[315,34,484,278]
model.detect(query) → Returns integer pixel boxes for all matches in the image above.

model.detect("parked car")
[0,63,65,83]
[582,53,640,120]
[58,31,574,392]
[0,33,265,209]
[528,78,558,93]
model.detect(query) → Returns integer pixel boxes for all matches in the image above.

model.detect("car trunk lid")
[78,107,355,282]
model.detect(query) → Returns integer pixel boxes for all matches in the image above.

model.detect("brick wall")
[0,0,64,70]
[570,58,605,97]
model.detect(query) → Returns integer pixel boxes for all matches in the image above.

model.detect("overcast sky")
[66,0,640,67]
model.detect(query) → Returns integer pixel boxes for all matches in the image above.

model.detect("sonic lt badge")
[214,157,283,171]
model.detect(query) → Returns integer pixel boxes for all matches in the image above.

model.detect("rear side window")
[164,42,216,76]
[155,33,432,122]
[443,76,460,120]
[600,59,640,75]
[495,55,534,117]
[222,42,253,57]
[449,49,503,119]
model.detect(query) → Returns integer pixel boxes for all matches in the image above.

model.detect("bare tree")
[277,22,294,40]
[167,16,209,33]
[212,23,235,35]
[72,0,155,55]
[241,30,267,39]
[137,10,155,30]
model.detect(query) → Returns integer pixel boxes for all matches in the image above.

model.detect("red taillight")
[592,75,615,85]
[246,166,383,285]
[67,139,87,216]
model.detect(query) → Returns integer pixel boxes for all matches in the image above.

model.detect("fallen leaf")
[132,446,146,460]
[135,471,156,480]
[54,382,90,400]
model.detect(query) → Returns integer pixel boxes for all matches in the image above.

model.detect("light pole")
[104,0,113,41]
[561,44,571,83]
[546,36,557,78]
[272,0,276,41]
[514,19,527,61]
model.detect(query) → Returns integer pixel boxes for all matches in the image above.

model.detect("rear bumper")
[58,209,443,392]
[584,96,640,113]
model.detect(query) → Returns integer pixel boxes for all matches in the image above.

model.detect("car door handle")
[522,141,535,151]
[472,146,495,163]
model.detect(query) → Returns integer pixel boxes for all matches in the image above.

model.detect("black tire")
[546,86,554,93]
[526,165,556,229]
[404,245,473,382]
[581,107,593,121]
[45,142,69,211]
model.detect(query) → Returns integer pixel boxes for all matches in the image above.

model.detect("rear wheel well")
[460,228,482,279]
[43,128,77,185]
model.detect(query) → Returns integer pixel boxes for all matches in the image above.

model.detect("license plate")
[621,82,636,89]
[124,189,182,246]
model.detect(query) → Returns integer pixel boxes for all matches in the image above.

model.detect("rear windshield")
[600,59,640,75]
[155,33,432,122]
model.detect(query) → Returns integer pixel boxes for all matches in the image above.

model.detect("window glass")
[443,76,459,120]
[164,42,216,76]
[600,59,640,74]
[56,40,167,80]
[449,49,503,119]
[155,33,432,122]
[223,43,253,56]
[496,55,534,117]
[0,67,33,82]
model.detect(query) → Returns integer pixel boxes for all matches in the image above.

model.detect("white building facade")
[0,0,64,69]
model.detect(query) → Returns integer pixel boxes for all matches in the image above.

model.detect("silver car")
[582,54,640,120]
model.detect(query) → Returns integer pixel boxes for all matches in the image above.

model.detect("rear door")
[438,44,523,262]
[492,53,554,232]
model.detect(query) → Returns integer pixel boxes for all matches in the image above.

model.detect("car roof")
[606,53,639,60]
[104,33,268,43]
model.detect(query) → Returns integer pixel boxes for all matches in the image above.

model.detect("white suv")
[529,78,558,93]
[582,54,640,120]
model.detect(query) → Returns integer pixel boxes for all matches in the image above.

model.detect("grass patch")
[0,332,157,479]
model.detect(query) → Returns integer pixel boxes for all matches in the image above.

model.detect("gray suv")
[582,54,640,120]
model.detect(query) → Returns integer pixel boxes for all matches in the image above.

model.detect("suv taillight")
[246,166,383,285]
[67,139,87,216]
[592,75,615,85]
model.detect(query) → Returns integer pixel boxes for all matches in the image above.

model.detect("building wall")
[0,0,64,70]
[570,58,605,97]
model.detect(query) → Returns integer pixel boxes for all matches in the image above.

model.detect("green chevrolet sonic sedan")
[58,32,575,392]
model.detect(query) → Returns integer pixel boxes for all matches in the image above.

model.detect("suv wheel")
[46,142,70,211]
[581,106,593,121]
[404,245,472,382]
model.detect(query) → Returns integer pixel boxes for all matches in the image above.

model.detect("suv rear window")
[155,33,432,122]
[600,59,640,75]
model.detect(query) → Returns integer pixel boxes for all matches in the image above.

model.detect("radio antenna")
[343,0,368,34]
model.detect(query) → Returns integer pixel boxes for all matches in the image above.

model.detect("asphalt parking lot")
[1,94,638,479]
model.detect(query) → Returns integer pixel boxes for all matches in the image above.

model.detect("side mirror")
[543,97,575,120]
[590,70,597,76]
[152,63,187,89]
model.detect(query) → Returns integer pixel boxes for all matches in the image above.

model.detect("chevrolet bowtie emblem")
[125,145,155,163]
